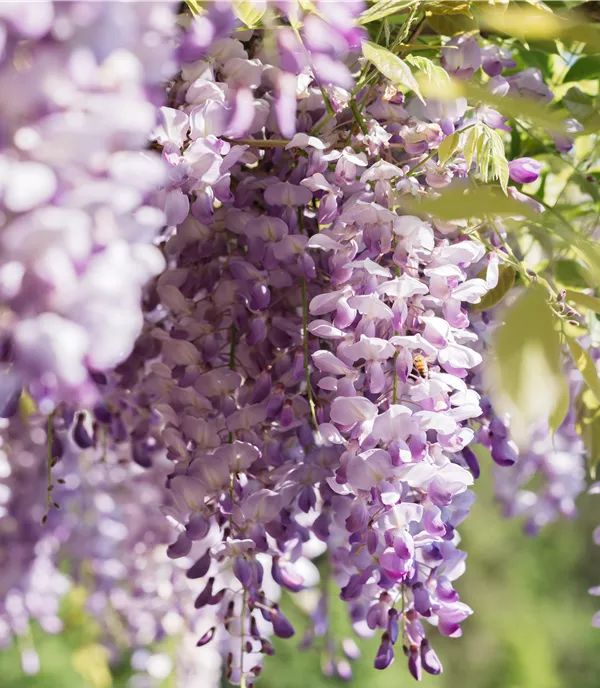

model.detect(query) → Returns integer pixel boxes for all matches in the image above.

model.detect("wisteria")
[1,1,600,686]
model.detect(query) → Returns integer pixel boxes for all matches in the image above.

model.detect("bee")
[410,354,429,380]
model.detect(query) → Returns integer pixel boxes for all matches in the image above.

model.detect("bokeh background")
[2,454,599,688]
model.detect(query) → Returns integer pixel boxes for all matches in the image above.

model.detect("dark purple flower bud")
[210,588,226,605]
[93,402,112,424]
[280,399,294,427]
[374,633,394,670]
[187,550,211,579]
[490,436,518,467]
[260,639,275,656]
[253,559,264,586]
[298,486,316,513]
[508,157,543,184]
[413,585,431,616]
[194,578,214,609]
[250,283,271,311]
[408,646,422,681]
[340,574,363,601]
[196,627,215,647]
[90,371,107,385]
[234,556,253,588]
[312,512,330,541]
[73,413,93,449]
[420,639,443,675]
[167,532,192,559]
[271,605,295,638]
[112,414,128,443]
[388,608,399,644]
[461,446,480,479]
[185,515,210,541]
[247,317,268,346]
[51,434,63,462]
[131,441,152,468]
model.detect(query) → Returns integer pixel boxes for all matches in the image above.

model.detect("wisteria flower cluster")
[1,2,599,686]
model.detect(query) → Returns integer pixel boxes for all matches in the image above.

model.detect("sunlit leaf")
[437,130,460,166]
[549,375,570,436]
[562,87,600,129]
[473,0,508,10]
[567,337,600,405]
[185,0,203,15]
[555,259,592,290]
[233,0,267,27]
[488,286,564,447]
[425,1,472,16]
[564,55,600,83]
[472,264,516,313]
[565,290,600,313]
[576,388,600,474]
[479,6,600,52]
[72,644,113,688]
[18,389,36,421]
[406,54,451,90]
[406,185,536,221]
[521,0,554,12]
[362,41,424,102]
[358,0,417,25]
[427,11,477,35]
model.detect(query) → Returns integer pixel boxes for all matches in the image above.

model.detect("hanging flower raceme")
[0,2,597,685]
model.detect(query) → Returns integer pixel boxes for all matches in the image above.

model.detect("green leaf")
[521,0,555,12]
[472,264,516,313]
[490,285,564,446]
[549,375,570,436]
[463,126,479,170]
[405,54,451,90]
[424,1,472,16]
[437,131,460,166]
[565,289,600,313]
[479,5,600,52]
[358,0,417,25]
[567,337,600,405]
[489,128,509,194]
[362,41,424,102]
[232,0,266,28]
[184,0,203,15]
[18,389,36,420]
[564,55,600,83]
[427,12,477,35]
[554,259,591,289]
[72,643,113,688]
[405,185,536,221]
[562,87,599,129]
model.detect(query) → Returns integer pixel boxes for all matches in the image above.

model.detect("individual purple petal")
[508,157,543,184]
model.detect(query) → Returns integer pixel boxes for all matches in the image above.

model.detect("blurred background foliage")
[3,458,599,688]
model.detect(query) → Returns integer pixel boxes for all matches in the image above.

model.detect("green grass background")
[2,462,599,688]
